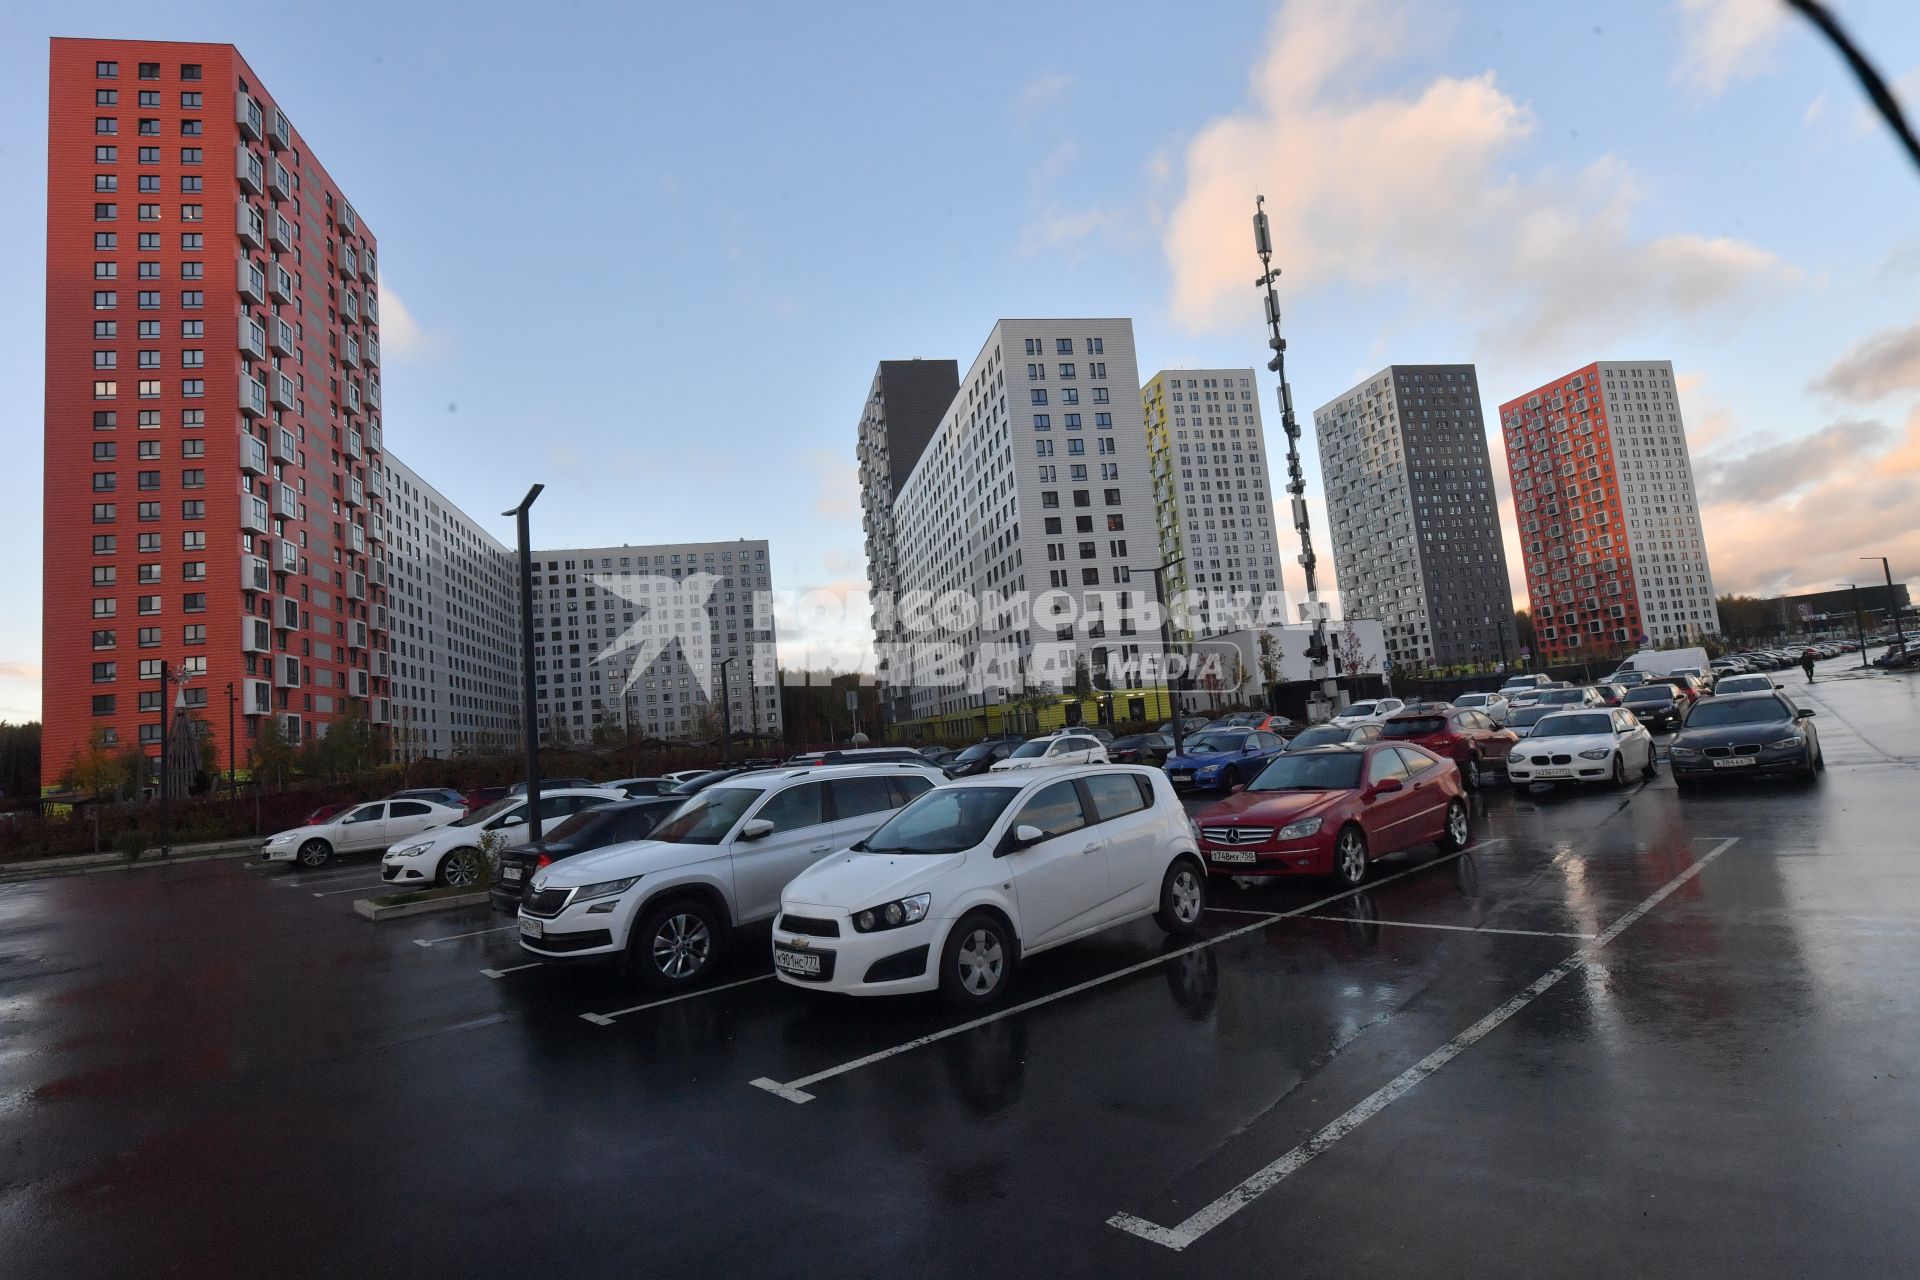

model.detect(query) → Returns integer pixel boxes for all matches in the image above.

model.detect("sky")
[2,0,1917,723]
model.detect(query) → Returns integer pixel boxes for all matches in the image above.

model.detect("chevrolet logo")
[787,937,810,949]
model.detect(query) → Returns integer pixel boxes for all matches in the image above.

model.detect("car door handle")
[809,844,832,854]
[1080,840,1106,854]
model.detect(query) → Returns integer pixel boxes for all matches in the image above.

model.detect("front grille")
[1704,743,1762,758]
[1526,754,1573,766]
[522,888,570,917]
[524,928,611,953]
[1202,825,1273,846]
[381,864,403,881]
[778,913,840,938]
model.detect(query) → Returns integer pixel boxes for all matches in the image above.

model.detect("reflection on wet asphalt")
[1,664,1916,1278]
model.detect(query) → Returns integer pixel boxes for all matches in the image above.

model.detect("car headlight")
[853,893,931,933]
[572,876,640,902]
[1764,736,1803,750]
[390,842,433,858]
[265,833,292,845]
[1669,747,1701,759]
[1508,747,1528,760]
[1577,749,1612,760]
[1276,817,1322,840]
[1196,763,1220,775]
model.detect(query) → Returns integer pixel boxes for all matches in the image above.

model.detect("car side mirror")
[1796,709,1815,719]
[495,813,526,828]
[997,823,1046,856]
[739,818,775,840]
[1372,777,1404,795]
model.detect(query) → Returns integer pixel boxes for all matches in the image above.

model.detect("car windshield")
[1183,732,1241,753]
[1717,676,1771,693]
[1625,687,1673,704]
[646,786,765,843]
[1009,740,1051,759]
[450,798,517,828]
[540,809,605,844]
[1537,689,1585,704]
[1249,752,1363,792]
[1510,706,1553,727]
[1342,702,1377,717]
[1286,727,1349,750]
[1684,699,1793,728]
[1531,712,1614,737]
[1382,716,1447,738]
[1455,694,1488,707]
[953,743,998,763]
[861,787,1020,854]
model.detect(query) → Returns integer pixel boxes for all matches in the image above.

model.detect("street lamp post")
[503,484,545,840]
[225,681,236,800]
[157,658,170,857]
[1841,583,1869,667]
[1861,556,1905,649]
[1149,556,1186,760]
[719,656,738,764]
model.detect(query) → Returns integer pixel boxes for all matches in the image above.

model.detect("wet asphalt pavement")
[3,657,1918,1278]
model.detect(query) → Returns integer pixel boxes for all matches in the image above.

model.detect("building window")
[181,92,201,108]
[183,593,206,613]
[138,61,159,79]
[95,117,118,135]
[92,503,116,523]
[180,63,203,81]
[181,291,203,308]
[181,469,205,488]
[182,379,205,398]
[96,88,118,104]
[137,501,160,521]
[92,598,117,618]
[183,624,206,645]
[181,500,205,520]
[180,147,202,164]
[92,663,117,683]
[94,203,117,221]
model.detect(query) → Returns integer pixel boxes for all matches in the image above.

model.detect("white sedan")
[259,798,462,869]
[1506,708,1656,788]
[381,787,625,889]
[988,733,1110,772]
[1451,691,1511,725]
[1330,697,1406,727]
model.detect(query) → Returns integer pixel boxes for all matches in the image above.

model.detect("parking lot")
[3,657,1917,1278]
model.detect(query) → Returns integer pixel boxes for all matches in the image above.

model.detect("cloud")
[1810,315,1920,402]
[1803,92,1828,125]
[1697,418,1891,503]
[1012,71,1072,114]
[1700,404,1920,598]
[1161,0,1796,359]
[803,450,860,519]
[0,660,39,723]
[377,285,447,362]
[1673,0,1785,95]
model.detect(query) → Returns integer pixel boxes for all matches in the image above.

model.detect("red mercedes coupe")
[1192,742,1471,887]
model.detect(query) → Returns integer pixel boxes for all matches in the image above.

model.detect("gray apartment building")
[1314,364,1516,669]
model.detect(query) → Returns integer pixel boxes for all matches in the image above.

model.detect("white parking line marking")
[481,963,543,979]
[311,881,388,898]
[1305,916,1596,941]
[581,973,776,1025]
[1205,907,1283,918]
[747,843,1503,1105]
[1107,836,1739,1251]
[412,924,518,947]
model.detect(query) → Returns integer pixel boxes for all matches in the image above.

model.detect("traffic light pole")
[1254,196,1337,723]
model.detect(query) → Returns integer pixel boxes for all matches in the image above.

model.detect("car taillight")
[535,854,553,870]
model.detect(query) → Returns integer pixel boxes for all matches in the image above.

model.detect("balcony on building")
[361,249,377,283]
[339,243,358,278]
[271,426,296,465]
[346,477,364,509]
[364,335,379,368]
[269,108,291,151]
[275,656,301,689]
[275,482,299,519]
[237,145,264,195]
[271,373,296,410]
[240,317,267,362]
[270,265,293,303]
[348,522,365,554]
[341,291,359,327]
[279,538,299,572]
[236,91,264,140]
[367,468,385,499]
[371,604,389,633]
[240,433,268,475]
[241,613,270,653]
[270,318,294,356]
[344,380,362,415]
[269,211,293,253]
[244,678,272,716]
[350,669,370,699]
[268,160,293,203]
[363,292,379,326]
[366,380,381,410]
[345,427,363,460]
[350,620,368,650]
[370,698,390,726]
[243,553,270,594]
[278,596,300,631]
[340,201,358,235]
[241,494,269,533]
[342,336,360,369]
[237,200,264,249]
[239,374,268,418]
[366,420,382,453]
[348,571,366,602]
[238,258,267,306]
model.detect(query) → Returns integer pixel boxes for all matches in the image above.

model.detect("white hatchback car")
[770,766,1205,1007]
[989,733,1109,772]
[380,787,624,889]
[1506,708,1657,787]
[261,798,462,869]
[1330,698,1406,727]
[516,763,947,986]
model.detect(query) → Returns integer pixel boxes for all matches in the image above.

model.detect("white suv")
[517,763,946,986]
[381,787,624,889]
[771,766,1205,1006]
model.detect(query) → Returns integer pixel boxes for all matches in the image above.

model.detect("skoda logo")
[1224,828,1242,844]
[530,873,547,893]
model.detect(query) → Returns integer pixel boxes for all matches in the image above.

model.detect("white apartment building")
[382,455,522,758]
[886,319,1159,720]
[1142,368,1285,638]
[529,540,782,746]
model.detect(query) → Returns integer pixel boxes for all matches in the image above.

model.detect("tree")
[1335,622,1372,677]
[252,715,295,792]
[0,720,40,801]
[1513,609,1536,659]
[61,727,123,798]
[1256,631,1281,687]
[316,702,378,778]
[1071,656,1093,698]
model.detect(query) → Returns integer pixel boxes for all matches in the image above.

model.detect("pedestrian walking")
[1801,649,1818,683]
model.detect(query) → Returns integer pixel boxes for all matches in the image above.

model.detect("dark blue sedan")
[1163,728,1290,791]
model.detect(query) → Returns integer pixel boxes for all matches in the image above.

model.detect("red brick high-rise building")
[43,39,389,788]
[1497,360,1720,664]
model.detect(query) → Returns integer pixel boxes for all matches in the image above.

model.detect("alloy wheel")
[1337,831,1367,884]
[956,929,1005,995]
[652,913,712,979]
[1465,758,1481,788]
[1447,803,1469,847]
[1169,868,1203,924]
[442,851,480,887]
[298,840,329,868]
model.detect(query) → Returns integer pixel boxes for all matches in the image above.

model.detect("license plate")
[1210,849,1257,864]
[1170,771,1192,781]
[1712,757,1755,768]
[519,916,543,938]
[1533,767,1571,778]
[774,947,822,976]
[501,865,523,882]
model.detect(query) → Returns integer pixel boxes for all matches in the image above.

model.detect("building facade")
[1142,368,1285,639]
[885,319,1161,722]
[857,359,960,725]
[529,541,781,746]
[1498,361,1720,660]
[383,456,521,759]
[43,40,389,786]
[1313,365,1515,669]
